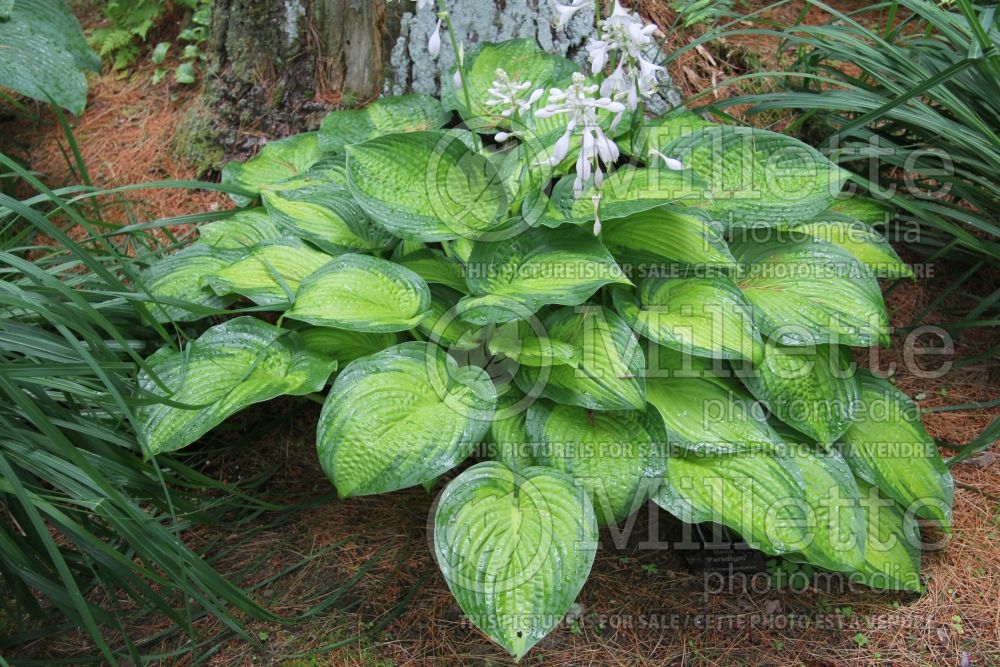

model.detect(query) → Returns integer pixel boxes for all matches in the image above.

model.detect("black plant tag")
[681,522,767,575]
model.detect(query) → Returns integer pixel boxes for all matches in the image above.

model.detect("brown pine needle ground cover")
[2,1,999,665]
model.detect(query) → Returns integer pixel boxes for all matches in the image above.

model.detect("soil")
[2,1,998,666]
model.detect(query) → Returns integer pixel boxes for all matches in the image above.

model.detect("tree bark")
[177,0,402,169]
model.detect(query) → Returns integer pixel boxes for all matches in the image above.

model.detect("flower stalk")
[436,0,481,150]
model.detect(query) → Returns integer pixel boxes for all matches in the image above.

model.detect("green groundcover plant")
[139,1,953,660]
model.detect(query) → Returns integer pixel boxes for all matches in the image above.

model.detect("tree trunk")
[176,0,402,170]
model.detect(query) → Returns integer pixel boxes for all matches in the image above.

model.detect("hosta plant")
[138,2,953,660]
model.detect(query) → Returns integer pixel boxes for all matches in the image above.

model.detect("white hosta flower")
[484,68,544,118]
[428,19,442,58]
[536,72,625,210]
[649,148,684,171]
[589,0,665,110]
[552,0,590,28]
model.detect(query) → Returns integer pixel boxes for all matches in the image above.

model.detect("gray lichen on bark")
[387,0,680,113]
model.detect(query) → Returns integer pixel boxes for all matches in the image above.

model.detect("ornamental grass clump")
[139,0,953,659]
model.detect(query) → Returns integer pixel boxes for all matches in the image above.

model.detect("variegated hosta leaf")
[198,208,282,250]
[529,167,701,228]
[346,130,510,241]
[664,125,850,227]
[433,462,598,660]
[527,401,666,525]
[395,248,469,293]
[142,244,241,323]
[854,479,923,592]
[653,443,811,556]
[827,197,887,226]
[740,343,861,446]
[203,238,334,306]
[573,166,705,222]
[319,93,451,152]
[287,254,431,332]
[486,388,536,471]
[785,213,913,278]
[782,442,867,573]
[416,285,485,349]
[840,371,953,528]
[221,133,321,204]
[732,236,890,347]
[317,342,495,497]
[517,306,645,411]
[645,375,784,454]
[600,207,737,270]
[261,180,395,255]
[296,327,398,365]
[458,226,629,325]
[488,319,581,368]
[612,276,763,364]
[451,237,476,264]
[137,317,338,454]
[630,110,715,156]
[448,38,577,132]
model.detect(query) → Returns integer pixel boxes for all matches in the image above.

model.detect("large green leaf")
[517,306,645,411]
[739,343,860,446]
[631,110,715,156]
[317,342,495,497]
[203,238,334,306]
[221,133,322,203]
[458,226,629,325]
[449,39,578,132]
[733,236,890,347]
[487,319,581,368]
[653,443,810,556]
[664,125,851,226]
[600,207,737,270]
[296,327,398,365]
[782,441,867,573]
[287,254,431,332]
[827,197,887,226]
[142,244,240,323]
[527,401,666,525]
[645,375,784,454]
[485,388,536,471]
[433,462,598,660]
[395,248,469,293]
[261,179,395,255]
[319,94,451,152]
[785,214,913,278]
[0,0,99,114]
[854,479,923,592]
[571,166,705,222]
[136,318,337,454]
[612,276,763,363]
[346,131,510,241]
[198,208,282,249]
[260,153,349,191]
[528,165,701,228]
[415,285,484,349]
[840,372,953,528]
[8,0,99,71]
